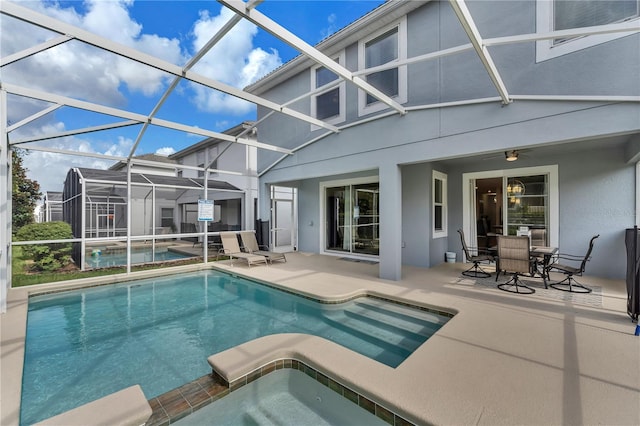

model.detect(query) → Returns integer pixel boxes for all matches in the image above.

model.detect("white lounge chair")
[239,231,286,264]
[219,232,268,267]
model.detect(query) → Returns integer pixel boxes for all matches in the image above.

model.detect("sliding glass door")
[464,166,558,251]
[506,174,549,245]
[325,182,379,256]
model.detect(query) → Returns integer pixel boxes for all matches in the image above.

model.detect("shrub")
[15,222,73,272]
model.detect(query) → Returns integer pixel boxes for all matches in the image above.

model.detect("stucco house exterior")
[245,0,640,280]
[169,121,259,233]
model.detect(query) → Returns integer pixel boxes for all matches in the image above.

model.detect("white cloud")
[155,147,176,156]
[320,13,338,40]
[189,7,282,114]
[1,0,184,111]
[3,0,280,192]
[11,116,133,194]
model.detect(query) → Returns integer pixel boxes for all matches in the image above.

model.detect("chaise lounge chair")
[239,231,287,264]
[219,232,268,267]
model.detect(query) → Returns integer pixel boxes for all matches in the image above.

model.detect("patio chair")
[219,232,268,267]
[457,229,494,278]
[495,235,536,294]
[239,231,286,263]
[544,234,599,293]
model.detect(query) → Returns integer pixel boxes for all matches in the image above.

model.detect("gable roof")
[245,0,427,95]
[170,121,256,160]
[74,168,241,192]
[109,153,176,171]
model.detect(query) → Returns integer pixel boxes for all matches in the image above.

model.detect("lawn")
[11,246,215,287]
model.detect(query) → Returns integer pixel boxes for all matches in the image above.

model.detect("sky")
[1,0,385,194]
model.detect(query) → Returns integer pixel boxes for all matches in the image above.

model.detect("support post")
[378,164,402,281]
[126,163,132,274]
[0,89,10,313]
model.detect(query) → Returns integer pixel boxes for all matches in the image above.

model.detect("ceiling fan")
[482,149,531,162]
[505,150,519,161]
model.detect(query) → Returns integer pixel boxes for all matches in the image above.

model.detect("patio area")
[1,252,638,425]
[209,253,638,425]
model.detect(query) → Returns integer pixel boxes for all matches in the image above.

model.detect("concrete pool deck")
[1,253,639,425]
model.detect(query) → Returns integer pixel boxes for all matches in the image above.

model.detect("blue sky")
[2,0,384,192]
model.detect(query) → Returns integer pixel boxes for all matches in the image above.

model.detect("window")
[197,163,204,178]
[208,146,218,176]
[537,0,639,61]
[161,208,174,228]
[358,18,407,115]
[433,171,447,238]
[310,53,345,126]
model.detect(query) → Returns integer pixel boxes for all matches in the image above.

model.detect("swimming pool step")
[347,299,448,337]
[354,298,449,327]
[322,310,425,355]
[342,307,440,341]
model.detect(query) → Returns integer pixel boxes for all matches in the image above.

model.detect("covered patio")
[1,253,636,425]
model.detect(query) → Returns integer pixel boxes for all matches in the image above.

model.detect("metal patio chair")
[496,235,536,294]
[545,235,599,293]
[457,229,494,278]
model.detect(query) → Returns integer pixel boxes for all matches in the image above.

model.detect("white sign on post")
[198,199,214,222]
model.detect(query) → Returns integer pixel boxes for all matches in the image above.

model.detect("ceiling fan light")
[505,151,518,161]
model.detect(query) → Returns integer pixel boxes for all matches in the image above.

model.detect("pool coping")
[1,263,216,426]
[4,254,637,426]
[3,263,450,426]
[146,359,415,426]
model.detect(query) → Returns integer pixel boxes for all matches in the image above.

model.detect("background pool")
[86,247,191,268]
[21,270,449,424]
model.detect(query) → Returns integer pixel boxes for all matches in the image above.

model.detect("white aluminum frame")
[1,0,639,312]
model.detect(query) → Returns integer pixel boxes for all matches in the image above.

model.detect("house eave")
[245,0,429,96]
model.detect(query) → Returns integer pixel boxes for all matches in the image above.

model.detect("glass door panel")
[325,183,379,255]
[274,200,292,248]
[353,184,379,255]
[506,174,549,245]
[326,187,348,252]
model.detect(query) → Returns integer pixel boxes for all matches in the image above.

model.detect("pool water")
[174,369,389,426]
[86,247,191,268]
[21,270,450,424]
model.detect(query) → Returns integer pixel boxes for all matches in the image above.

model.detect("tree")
[12,149,41,233]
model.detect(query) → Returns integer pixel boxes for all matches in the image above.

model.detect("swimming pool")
[21,270,450,424]
[86,247,192,268]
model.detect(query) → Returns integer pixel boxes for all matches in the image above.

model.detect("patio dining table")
[530,246,558,287]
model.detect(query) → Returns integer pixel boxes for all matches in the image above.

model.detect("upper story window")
[310,53,345,127]
[358,18,407,116]
[537,0,639,61]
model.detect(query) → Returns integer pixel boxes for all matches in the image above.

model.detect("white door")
[270,187,296,253]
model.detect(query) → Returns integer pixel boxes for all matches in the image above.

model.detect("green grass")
[11,246,223,287]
